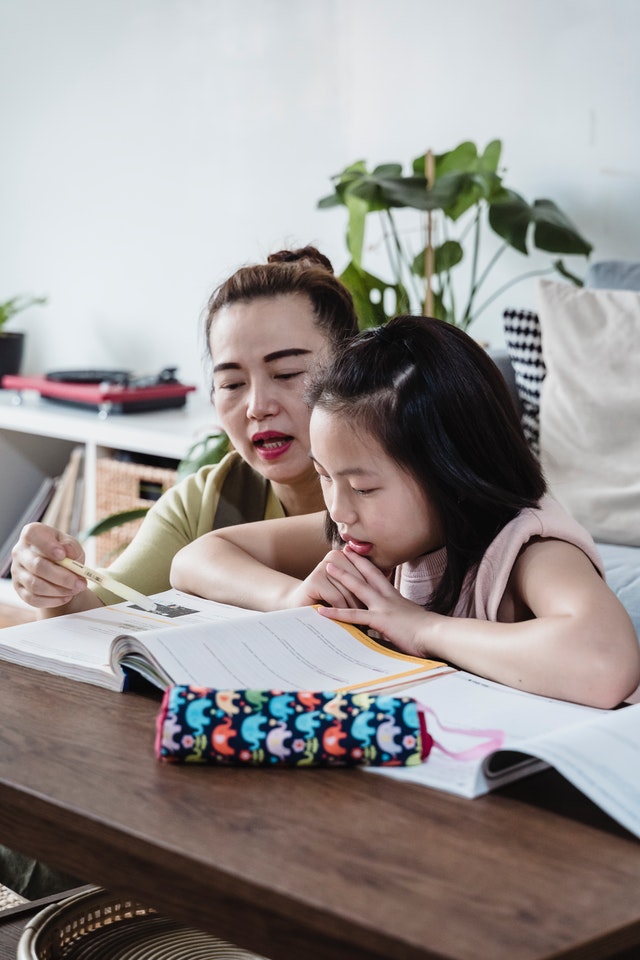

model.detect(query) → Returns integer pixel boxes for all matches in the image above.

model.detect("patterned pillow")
[502,308,546,455]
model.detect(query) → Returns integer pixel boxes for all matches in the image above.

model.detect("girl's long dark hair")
[306,315,546,615]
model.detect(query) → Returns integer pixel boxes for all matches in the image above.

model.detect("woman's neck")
[272,474,325,517]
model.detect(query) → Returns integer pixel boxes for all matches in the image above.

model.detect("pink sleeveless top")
[394,495,603,621]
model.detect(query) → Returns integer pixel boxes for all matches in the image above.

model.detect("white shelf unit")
[0,389,216,604]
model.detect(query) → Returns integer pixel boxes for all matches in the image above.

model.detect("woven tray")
[94,458,178,566]
[18,888,266,960]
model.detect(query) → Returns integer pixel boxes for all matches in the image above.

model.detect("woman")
[10,246,358,617]
[4,244,359,902]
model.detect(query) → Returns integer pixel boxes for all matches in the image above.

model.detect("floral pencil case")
[156,686,433,767]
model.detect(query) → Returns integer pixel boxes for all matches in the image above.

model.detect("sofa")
[491,259,640,647]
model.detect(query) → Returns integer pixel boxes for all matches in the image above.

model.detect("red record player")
[1,367,197,416]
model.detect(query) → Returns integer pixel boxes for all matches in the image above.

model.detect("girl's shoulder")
[511,496,602,572]
[474,497,603,621]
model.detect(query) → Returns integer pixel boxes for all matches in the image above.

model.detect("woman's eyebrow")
[264,348,313,363]
[213,348,311,374]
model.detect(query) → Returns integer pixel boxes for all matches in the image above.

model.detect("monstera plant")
[318,139,592,329]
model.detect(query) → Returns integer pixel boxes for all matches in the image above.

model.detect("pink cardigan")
[394,496,603,621]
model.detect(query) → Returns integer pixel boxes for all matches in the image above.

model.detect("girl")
[11,246,358,616]
[171,315,640,708]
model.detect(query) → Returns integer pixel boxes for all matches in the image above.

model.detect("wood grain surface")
[1,661,640,960]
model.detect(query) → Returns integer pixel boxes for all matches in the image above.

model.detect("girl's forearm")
[418,610,640,709]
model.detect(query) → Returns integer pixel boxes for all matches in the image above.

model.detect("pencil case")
[156,686,432,767]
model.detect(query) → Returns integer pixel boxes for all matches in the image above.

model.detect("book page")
[114,601,448,692]
[0,588,445,693]
[368,672,604,797]
[0,589,256,689]
[505,704,640,839]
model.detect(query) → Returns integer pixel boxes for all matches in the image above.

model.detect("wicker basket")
[0,881,28,912]
[18,888,266,960]
[94,458,178,566]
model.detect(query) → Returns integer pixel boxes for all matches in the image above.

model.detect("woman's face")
[210,293,329,491]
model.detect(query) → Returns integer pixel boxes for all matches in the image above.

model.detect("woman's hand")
[10,523,100,616]
[315,545,434,655]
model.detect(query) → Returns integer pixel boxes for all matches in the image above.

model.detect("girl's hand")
[317,545,436,657]
[10,523,89,609]
[286,548,367,610]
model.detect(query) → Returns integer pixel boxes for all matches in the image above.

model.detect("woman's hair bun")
[267,245,334,274]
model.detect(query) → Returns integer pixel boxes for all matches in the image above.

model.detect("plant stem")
[471,265,557,322]
[383,210,403,285]
[460,207,482,327]
[385,210,423,309]
[439,218,456,323]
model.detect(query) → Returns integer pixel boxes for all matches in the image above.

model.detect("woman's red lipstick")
[252,431,294,461]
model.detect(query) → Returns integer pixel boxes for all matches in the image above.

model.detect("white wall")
[1,0,639,394]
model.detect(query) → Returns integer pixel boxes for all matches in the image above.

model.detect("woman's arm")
[171,512,335,610]
[318,540,640,708]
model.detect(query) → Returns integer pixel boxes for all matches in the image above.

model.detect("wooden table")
[1,661,640,960]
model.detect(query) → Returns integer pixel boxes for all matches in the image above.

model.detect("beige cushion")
[537,279,640,547]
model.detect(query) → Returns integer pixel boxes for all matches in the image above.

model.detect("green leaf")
[479,140,502,174]
[411,240,464,278]
[317,193,342,209]
[531,199,593,256]
[413,140,499,176]
[344,192,370,266]
[413,141,504,220]
[488,189,532,254]
[436,240,464,274]
[339,261,409,329]
[435,141,480,176]
[379,175,435,210]
[346,177,386,206]
[345,172,430,211]
[81,507,150,540]
[372,163,403,177]
[436,171,499,221]
[318,161,372,209]
[0,294,47,330]
[177,432,230,480]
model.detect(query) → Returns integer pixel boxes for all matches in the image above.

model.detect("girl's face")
[210,293,329,493]
[309,407,445,571]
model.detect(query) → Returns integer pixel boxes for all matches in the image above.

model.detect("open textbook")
[370,671,640,840]
[0,588,448,693]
